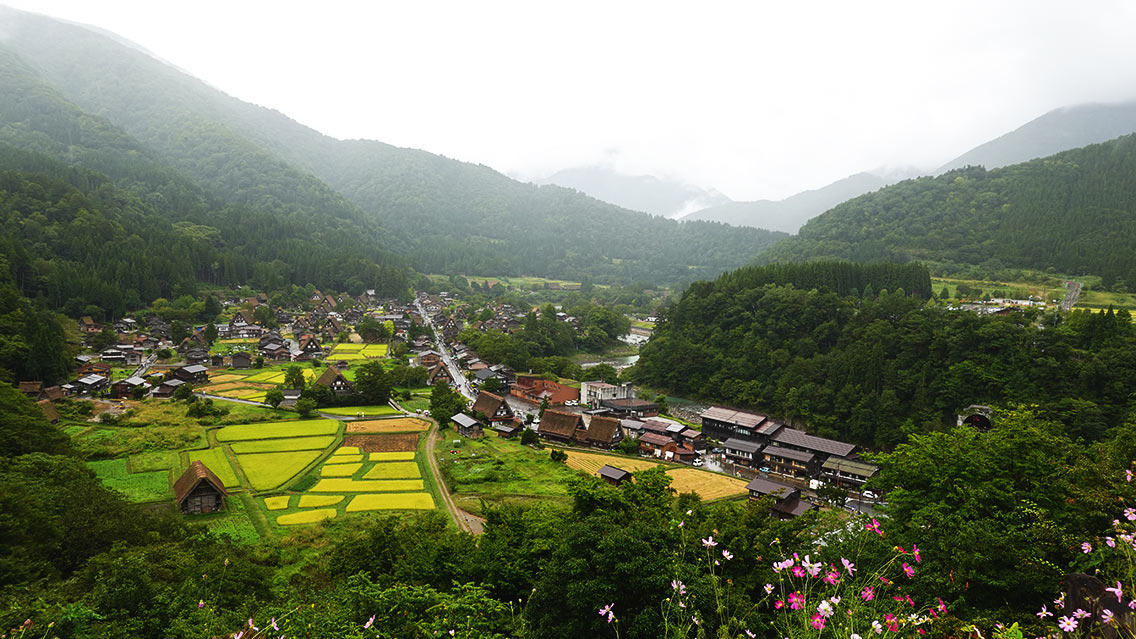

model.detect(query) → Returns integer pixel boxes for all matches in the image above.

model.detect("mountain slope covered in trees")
[0,7,786,286]
[761,134,1136,287]
[534,165,729,218]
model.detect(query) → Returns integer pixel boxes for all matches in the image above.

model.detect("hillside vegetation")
[763,134,1136,288]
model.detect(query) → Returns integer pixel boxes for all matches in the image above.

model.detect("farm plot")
[87,458,171,502]
[237,451,322,491]
[299,495,344,508]
[667,468,748,501]
[264,496,290,510]
[329,343,365,352]
[217,420,339,442]
[346,417,429,433]
[321,463,363,477]
[369,451,416,461]
[229,435,336,453]
[244,371,286,384]
[343,433,418,452]
[362,462,421,479]
[203,496,260,543]
[208,374,247,383]
[187,448,240,488]
[564,451,669,475]
[345,493,434,511]
[310,478,425,492]
[321,405,400,417]
[277,509,337,525]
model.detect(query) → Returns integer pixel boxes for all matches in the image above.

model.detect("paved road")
[423,417,485,534]
[1060,280,1083,311]
[414,298,474,400]
[131,352,158,378]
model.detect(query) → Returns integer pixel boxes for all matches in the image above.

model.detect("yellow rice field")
[345,493,435,511]
[346,418,429,433]
[276,509,337,525]
[667,468,749,501]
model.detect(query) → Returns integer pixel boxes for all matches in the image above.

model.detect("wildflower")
[852,635,862,639]
[702,536,718,548]
[234,633,243,639]
[801,555,822,577]
[1103,609,1115,625]
[792,566,806,578]
[879,576,893,586]
[599,603,614,617]
[817,600,834,618]
[861,586,875,601]
[714,559,720,566]
[248,618,259,631]
[937,599,947,614]
[866,519,883,535]
[830,596,841,605]
[678,520,684,528]
[198,600,205,609]
[1054,592,1065,609]
[1127,469,1133,482]
[885,613,899,632]
[671,580,687,595]
[686,509,692,515]
[842,557,856,575]
[1058,616,1077,632]
[1129,600,1136,611]
[903,562,915,578]
[722,549,733,560]
[1073,609,1090,619]
[1126,508,1136,521]
[872,620,884,634]
[364,615,375,629]
[811,614,827,630]
[1106,581,1123,602]
[824,571,839,585]
[788,592,804,610]
[1107,537,1117,548]
[692,616,700,627]
[1036,605,1052,619]
[450,631,456,637]
[1082,542,1093,553]
[912,545,921,563]
[764,583,774,594]
[774,599,784,610]
[746,631,756,639]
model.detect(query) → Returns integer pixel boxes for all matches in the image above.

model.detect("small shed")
[597,464,632,485]
[452,412,483,438]
[174,461,227,515]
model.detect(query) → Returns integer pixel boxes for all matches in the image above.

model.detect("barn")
[173,461,228,515]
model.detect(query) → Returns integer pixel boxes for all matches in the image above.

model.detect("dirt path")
[424,420,485,534]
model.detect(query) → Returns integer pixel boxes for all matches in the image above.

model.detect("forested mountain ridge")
[0,7,787,286]
[760,133,1136,287]
[937,100,1136,173]
[533,165,730,218]
[633,261,1136,447]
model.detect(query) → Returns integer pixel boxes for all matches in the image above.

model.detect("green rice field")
[236,451,322,491]
[345,493,435,511]
[229,436,336,453]
[320,405,399,417]
[87,458,171,502]
[276,509,337,525]
[216,420,339,442]
[361,461,421,479]
[309,478,425,492]
[187,448,240,487]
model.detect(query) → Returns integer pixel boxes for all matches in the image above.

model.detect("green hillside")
[0,6,785,286]
[762,134,1136,288]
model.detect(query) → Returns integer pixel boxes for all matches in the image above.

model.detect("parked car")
[692,457,705,467]
[862,490,878,500]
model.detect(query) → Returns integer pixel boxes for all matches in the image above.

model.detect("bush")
[550,449,567,463]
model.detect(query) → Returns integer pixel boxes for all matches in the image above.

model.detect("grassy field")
[199,496,261,543]
[86,458,171,502]
[237,451,322,490]
[438,433,581,501]
[74,423,205,458]
[320,405,399,417]
[120,399,284,427]
[229,435,336,453]
[187,448,240,488]
[129,450,181,473]
[345,493,435,511]
[216,419,340,442]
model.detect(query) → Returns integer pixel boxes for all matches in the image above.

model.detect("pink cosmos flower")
[774,599,784,610]
[861,586,875,601]
[722,550,733,560]
[811,614,827,630]
[364,615,375,629]
[1107,537,1117,548]
[198,600,205,609]
[912,545,921,563]
[1103,609,1115,625]
[802,556,822,577]
[1107,581,1123,602]
[872,620,884,635]
[824,571,839,585]
[792,566,806,578]
[788,592,804,610]
[1055,592,1065,609]
[599,603,614,620]
[1126,469,1133,482]
[702,536,718,548]
[1058,616,1077,632]
[1126,508,1136,521]
[1036,605,1052,619]
[866,519,883,535]
[1073,609,1090,619]
[817,600,834,618]
[842,557,856,575]
[903,562,915,578]
[1082,542,1093,553]
[764,583,774,594]
[885,614,899,632]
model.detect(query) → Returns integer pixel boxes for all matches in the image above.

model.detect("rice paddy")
[369,451,416,461]
[298,495,344,508]
[320,463,364,477]
[276,509,337,525]
[237,451,322,490]
[320,405,399,417]
[187,448,241,487]
[216,420,339,442]
[361,461,421,480]
[346,418,429,433]
[86,458,171,502]
[264,496,291,510]
[229,436,336,453]
[345,493,435,511]
[310,478,425,492]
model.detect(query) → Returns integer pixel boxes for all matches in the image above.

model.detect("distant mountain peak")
[533,165,729,218]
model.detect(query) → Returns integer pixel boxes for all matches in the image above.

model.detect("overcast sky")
[6,1,1136,200]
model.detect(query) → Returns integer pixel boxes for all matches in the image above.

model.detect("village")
[16,283,878,539]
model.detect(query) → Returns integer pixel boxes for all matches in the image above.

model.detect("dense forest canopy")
[634,261,1136,447]
[0,7,786,288]
[763,133,1136,288]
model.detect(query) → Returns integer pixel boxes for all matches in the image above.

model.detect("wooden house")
[537,409,584,444]
[452,412,483,438]
[471,391,515,423]
[745,476,816,520]
[314,366,354,395]
[583,415,622,449]
[111,376,149,399]
[298,336,323,357]
[174,365,210,384]
[428,363,454,386]
[37,399,60,424]
[174,461,227,515]
[597,464,632,486]
[231,352,252,369]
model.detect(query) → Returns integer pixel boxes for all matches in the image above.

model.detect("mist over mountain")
[0,6,785,287]
[533,165,729,218]
[937,101,1136,173]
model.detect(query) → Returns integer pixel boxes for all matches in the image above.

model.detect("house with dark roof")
[723,437,762,467]
[428,363,454,386]
[18,381,43,399]
[583,415,622,449]
[597,464,632,485]
[451,413,483,438]
[111,376,149,399]
[314,366,354,395]
[151,378,185,398]
[821,457,879,490]
[174,461,227,515]
[700,406,783,443]
[174,365,209,384]
[600,397,659,418]
[745,476,816,520]
[37,399,60,423]
[537,409,584,444]
[638,431,674,457]
[761,444,819,478]
[770,428,857,460]
[231,352,252,369]
[471,392,514,423]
